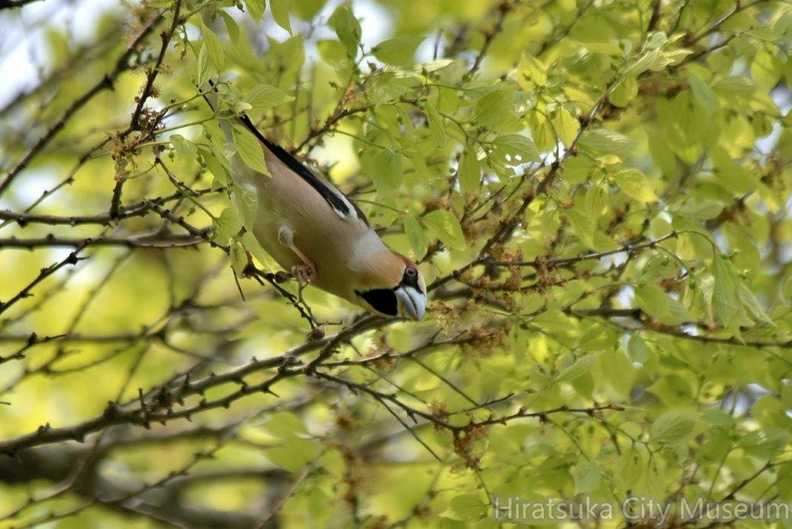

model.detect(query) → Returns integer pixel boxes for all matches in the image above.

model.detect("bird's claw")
[290,263,316,285]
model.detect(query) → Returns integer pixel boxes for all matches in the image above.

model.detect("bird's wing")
[236,114,370,226]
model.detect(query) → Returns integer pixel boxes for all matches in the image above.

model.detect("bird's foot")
[290,262,316,285]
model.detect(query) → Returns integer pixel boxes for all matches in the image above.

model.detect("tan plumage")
[204,84,427,320]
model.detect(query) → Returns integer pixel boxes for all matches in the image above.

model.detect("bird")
[201,83,427,320]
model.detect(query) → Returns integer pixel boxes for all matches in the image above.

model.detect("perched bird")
[202,85,426,320]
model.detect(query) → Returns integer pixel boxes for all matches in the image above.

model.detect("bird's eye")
[405,267,417,278]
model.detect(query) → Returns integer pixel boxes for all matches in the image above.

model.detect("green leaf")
[712,256,741,327]
[689,72,717,115]
[611,75,638,107]
[651,411,698,442]
[712,76,756,96]
[196,41,211,87]
[490,134,541,164]
[751,50,783,89]
[232,125,271,176]
[553,107,580,146]
[372,36,424,66]
[317,39,348,64]
[245,84,294,112]
[635,284,694,325]
[627,334,650,362]
[457,149,480,194]
[212,207,242,245]
[648,134,677,178]
[170,134,196,159]
[199,145,230,184]
[201,23,225,71]
[244,0,265,23]
[738,428,791,459]
[711,147,757,193]
[557,353,602,382]
[292,0,324,20]
[615,447,644,490]
[448,495,487,521]
[612,169,658,202]
[578,128,635,158]
[230,238,249,276]
[738,283,773,325]
[220,11,240,44]
[231,182,258,232]
[584,185,608,216]
[362,148,403,193]
[262,411,307,437]
[241,231,273,270]
[516,52,546,88]
[474,87,516,129]
[625,48,660,76]
[423,210,466,250]
[404,216,427,260]
[424,101,446,146]
[572,461,601,494]
[265,438,317,472]
[566,206,595,249]
[329,3,361,57]
[270,0,292,34]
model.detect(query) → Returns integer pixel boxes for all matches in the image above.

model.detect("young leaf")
[516,53,547,88]
[244,0,265,23]
[738,283,773,325]
[424,101,446,146]
[615,447,645,490]
[270,0,292,35]
[448,495,487,522]
[170,134,196,159]
[246,84,294,112]
[231,183,259,232]
[199,145,230,184]
[196,41,211,87]
[213,207,242,245]
[265,438,318,472]
[689,72,717,115]
[423,210,466,250]
[220,11,240,44]
[457,149,480,194]
[201,23,225,71]
[557,353,602,382]
[372,36,424,66]
[232,125,271,176]
[553,107,580,147]
[490,134,541,164]
[329,3,361,57]
[573,461,601,494]
[651,411,699,442]
[578,129,635,157]
[635,284,694,325]
[230,238,249,276]
[404,215,427,260]
[363,148,403,193]
[611,75,638,107]
[612,169,659,202]
[712,256,741,327]
[474,87,517,129]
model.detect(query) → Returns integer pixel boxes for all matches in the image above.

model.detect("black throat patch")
[355,288,398,317]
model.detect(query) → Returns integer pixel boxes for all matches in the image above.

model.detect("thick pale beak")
[395,285,426,320]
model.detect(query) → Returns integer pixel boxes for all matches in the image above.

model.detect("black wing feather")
[237,114,369,225]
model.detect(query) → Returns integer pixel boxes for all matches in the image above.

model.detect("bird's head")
[353,252,427,320]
